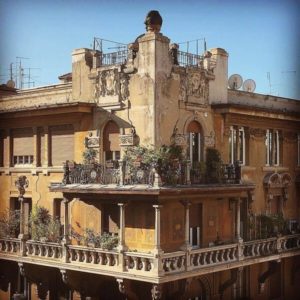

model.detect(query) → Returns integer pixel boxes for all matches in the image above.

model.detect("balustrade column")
[235,198,244,261]
[118,203,126,251]
[180,200,191,249]
[18,196,27,256]
[153,205,163,255]
[18,196,25,238]
[62,198,70,243]
[62,198,70,263]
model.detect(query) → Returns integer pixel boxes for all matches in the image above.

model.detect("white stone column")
[153,205,163,254]
[33,127,38,168]
[62,198,70,243]
[182,201,191,249]
[61,197,70,263]
[18,196,25,238]
[118,203,126,251]
[235,198,241,241]
[235,198,244,261]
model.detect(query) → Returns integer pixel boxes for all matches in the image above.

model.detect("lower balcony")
[1,234,300,284]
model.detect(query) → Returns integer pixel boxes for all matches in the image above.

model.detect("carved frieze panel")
[85,132,100,148]
[283,131,298,143]
[249,128,266,139]
[94,69,129,103]
[204,132,216,147]
[119,134,136,146]
[173,133,188,147]
[178,70,209,106]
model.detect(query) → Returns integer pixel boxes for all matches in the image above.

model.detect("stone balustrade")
[0,234,300,280]
[161,251,186,274]
[25,240,62,260]
[190,243,239,269]
[68,245,119,267]
[244,237,277,258]
[124,251,154,272]
[0,238,20,254]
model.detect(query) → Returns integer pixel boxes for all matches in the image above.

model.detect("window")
[103,121,120,164]
[187,121,203,164]
[13,155,34,165]
[265,129,280,166]
[229,126,245,165]
[12,128,34,166]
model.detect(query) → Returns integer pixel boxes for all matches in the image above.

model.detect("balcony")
[1,234,299,283]
[60,159,242,188]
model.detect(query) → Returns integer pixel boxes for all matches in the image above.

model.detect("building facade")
[0,11,300,300]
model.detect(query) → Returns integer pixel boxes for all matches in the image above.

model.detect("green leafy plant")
[70,226,119,250]
[29,205,61,242]
[206,148,223,183]
[99,232,119,250]
[0,209,20,238]
[82,147,98,164]
[123,144,183,185]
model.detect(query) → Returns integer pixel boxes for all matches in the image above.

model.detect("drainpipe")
[219,268,238,299]
[258,261,278,293]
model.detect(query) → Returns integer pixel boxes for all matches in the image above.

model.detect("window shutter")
[51,125,74,166]
[13,128,33,156]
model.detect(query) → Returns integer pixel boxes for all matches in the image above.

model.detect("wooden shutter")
[13,128,33,156]
[51,125,74,166]
[103,121,120,152]
[39,128,45,166]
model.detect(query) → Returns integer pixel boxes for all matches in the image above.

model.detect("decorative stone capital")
[151,284,162,300]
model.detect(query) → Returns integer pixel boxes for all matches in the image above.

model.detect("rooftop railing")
[101,50,129,66]
[177,51,204,67]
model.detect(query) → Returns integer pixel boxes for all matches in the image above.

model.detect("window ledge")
[0,166,64,175]
[262,166,289,172]
[241,166,256,171]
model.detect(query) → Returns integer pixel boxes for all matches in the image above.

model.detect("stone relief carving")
[85,132,100,148]
[249,128,266,139]
[204,131,216,147]
[179,74,187,102]
[119,134,135,146]
[283,131,298,143]
[120,73,129,101]
[102,69,119,96]
[95,69,130,102]
[179,70,209,105]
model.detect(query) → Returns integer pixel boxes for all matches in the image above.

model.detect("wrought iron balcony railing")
[62,160,242,186]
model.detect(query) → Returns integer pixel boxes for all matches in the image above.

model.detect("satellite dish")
[243,79,256,92]
[228,74,243,90]
[6,80,15,88]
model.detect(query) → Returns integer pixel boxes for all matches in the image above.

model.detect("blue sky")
[0,0,299,99]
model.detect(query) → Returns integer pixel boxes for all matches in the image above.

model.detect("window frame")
[229,126,246,166]
[265,129,280,166]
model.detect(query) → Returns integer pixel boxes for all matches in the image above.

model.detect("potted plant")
[206,148,222,183]
[0,209,20,238]
[29,205,61,243]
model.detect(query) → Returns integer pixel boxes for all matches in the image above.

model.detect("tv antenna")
[228,74,243,90]
[243,79,256,93]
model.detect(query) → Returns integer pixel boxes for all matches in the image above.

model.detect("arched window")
[103,121,120,163]
[187,121,203,164]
